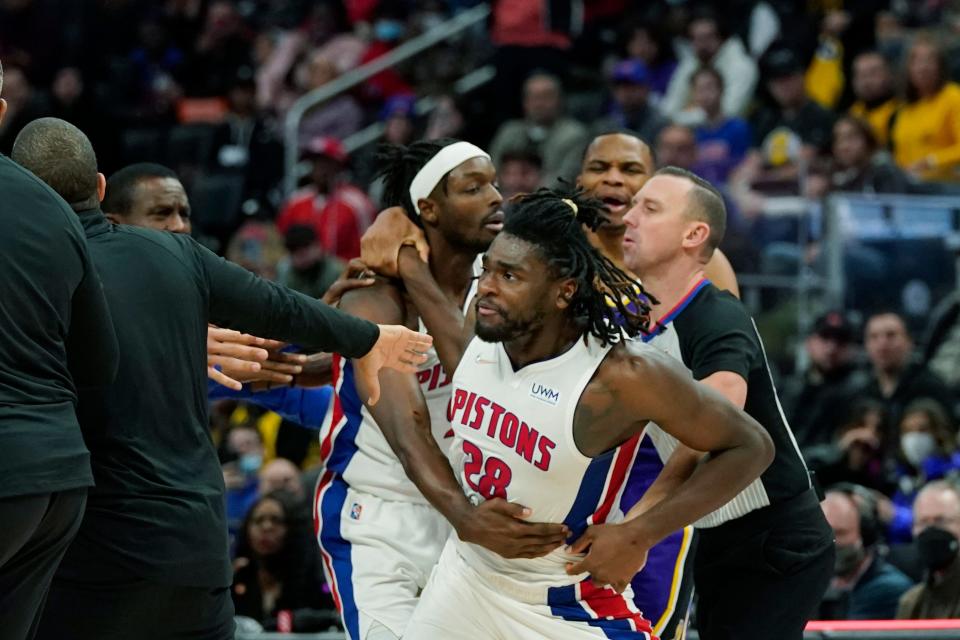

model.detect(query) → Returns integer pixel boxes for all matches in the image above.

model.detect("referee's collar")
[641,278,711,342]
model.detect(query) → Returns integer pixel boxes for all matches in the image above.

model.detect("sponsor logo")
[530,382,560,406]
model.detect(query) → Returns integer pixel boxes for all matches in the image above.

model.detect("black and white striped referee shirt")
[636,278,811,528]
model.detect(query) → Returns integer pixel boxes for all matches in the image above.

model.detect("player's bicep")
[701,370,748,409]
[626,353,755,454]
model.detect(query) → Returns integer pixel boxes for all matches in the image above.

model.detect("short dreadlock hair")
[502,188,655,345]
[374,138,460,226]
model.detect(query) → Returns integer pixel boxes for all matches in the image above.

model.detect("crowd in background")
[4,0,960,632]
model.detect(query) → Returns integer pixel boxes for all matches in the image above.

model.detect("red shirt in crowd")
[276,183,376,261]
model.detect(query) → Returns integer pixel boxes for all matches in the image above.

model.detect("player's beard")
[475,308,545,344]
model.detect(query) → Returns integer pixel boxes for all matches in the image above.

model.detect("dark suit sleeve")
[66,239,119,387]
[194,240,379,358]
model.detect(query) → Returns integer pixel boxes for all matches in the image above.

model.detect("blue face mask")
[374,20,405,42]
[239,452,263,476]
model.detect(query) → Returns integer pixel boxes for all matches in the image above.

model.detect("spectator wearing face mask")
[897,481,960,618]
[276,224,345,300]
[224,425,266,537]
[819,488,913,620]
[882,400,960,543]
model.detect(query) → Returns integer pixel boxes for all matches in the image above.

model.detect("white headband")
[408,141,491,215]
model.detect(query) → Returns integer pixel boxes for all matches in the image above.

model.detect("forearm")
[623,435,770,546]
[202,245,379,357]
[398,247,472,375]
[625,446,700,520]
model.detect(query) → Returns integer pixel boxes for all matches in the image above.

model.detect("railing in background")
[283,3,492,195]
[341,64,496,154]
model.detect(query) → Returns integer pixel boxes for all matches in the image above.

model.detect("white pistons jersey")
[447,334,645,602]
[318,263,480,503]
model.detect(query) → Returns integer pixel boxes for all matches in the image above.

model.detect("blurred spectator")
[232,491,336,631]
[819,489,912,620]
[593,59,668,145]
[358,3,415,103]
[498,148,543,199]
[488,0,575,122]
[212,68,283,214]
[424,93,465,140]
[224,425,265,533]
[259,459,305,501]
[184,0,253,97]
[782,311,866,451]
[102,162,192,233]
[859,311,956,437]
[736,47,836,195]
[849,51,899,148]
[49,67,97,144]
[125,16,187,123]
[661,10,758,118]
[808,398,892,494]
[276,224,345,300]
[225,221,288,280]
[355,94,418,190]
[620,19,677,103]
[806,116,910,199]
[276,136,376,261]
[890,35,960,182]
[896,481,960,618]
[489,72,589,186]
[296,51,364,144]
[689,66,752,186]
[381,94,417,147]
[0,65,49,154]
[655,124,697,171]
[883,399,960,544]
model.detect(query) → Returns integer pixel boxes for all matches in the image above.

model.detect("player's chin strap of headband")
[408,141,490,216]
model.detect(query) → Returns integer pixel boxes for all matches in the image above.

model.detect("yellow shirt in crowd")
[849,98,899,148]
[891,82,960,182]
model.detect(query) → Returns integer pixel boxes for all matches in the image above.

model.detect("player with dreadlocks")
[313,139,568,640]
[402,188,774,640]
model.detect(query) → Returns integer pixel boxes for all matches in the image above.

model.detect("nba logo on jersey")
[349,502,363,520]
[529,382,560,406]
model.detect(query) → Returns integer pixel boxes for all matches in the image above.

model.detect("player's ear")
[556,278,577,310]
[418,197,439,226]
[682,220,710,252]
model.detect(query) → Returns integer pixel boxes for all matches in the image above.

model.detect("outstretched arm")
[567,346,772,591]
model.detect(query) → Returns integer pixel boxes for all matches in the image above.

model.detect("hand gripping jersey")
[446,334,654,634]
[318,269,480,503]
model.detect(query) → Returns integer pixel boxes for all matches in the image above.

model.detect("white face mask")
[901,432,937,467]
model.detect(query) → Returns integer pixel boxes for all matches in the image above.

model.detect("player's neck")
[502,321,582,371]
[427,237,477,301]
[640,260,706,323]
[595,227,628,266]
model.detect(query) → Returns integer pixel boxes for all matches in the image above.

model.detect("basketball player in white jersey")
[316,139,568,640]
[402,190,774,639]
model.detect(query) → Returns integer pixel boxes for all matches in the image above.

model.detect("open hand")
[565,523,650,594]
[353,325,433,405]
[456,498,570,559]
[207,326,270,390]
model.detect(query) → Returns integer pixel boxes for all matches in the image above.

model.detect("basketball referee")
[577,167,834,640]
[12,118,431,640]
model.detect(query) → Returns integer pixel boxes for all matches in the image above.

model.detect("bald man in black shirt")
[0,64,119,640]
[11,117,431,640]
